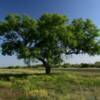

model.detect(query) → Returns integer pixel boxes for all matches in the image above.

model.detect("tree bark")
[38,57,51,74]
[45,64,51,74]
[43,61,51,74]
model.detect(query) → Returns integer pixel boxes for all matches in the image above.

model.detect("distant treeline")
[0,62,100,69]
[62,62,100,68]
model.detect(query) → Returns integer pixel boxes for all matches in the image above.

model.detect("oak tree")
[0,13,100,74]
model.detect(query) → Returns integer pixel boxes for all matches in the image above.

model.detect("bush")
[80,63,95,68]
[62,63,72,68]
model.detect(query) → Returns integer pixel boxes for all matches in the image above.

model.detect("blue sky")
[0,0,100,66]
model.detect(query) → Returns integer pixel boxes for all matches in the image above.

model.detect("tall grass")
[0,69,99,100]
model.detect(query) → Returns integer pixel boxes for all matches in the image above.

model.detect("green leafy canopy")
[0,13,100,66]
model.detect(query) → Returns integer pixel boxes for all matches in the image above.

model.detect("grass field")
[0,68,100,100]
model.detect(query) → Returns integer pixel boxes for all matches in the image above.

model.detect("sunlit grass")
[0,68,100,100]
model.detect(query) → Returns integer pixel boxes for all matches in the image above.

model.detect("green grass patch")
[0,69,99,100]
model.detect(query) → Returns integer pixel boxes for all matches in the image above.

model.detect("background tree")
[0,13,100,74]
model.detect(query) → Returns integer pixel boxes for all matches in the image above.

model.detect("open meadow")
[0,68,99,100]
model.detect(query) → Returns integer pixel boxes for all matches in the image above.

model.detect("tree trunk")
[45,65,51,74]
[38,57,51,74]
[43,62,51,74]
